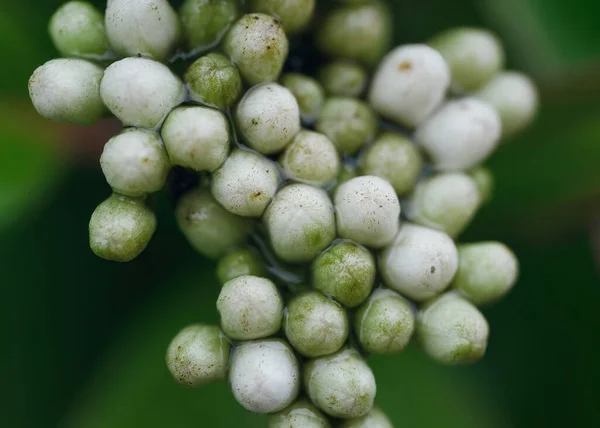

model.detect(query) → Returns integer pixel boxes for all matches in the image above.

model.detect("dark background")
[3,0,600,427]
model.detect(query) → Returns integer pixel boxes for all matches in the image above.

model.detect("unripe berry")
[312,240,376,308]
[453,242,519,305]
[417,291,489,365]
[264,184,336,263]
[340,407,393,428]
[229,339,300,413]
[235,83,301,155]
[284,291,349,357]
[175,187,253,259]
[184,53,242,109]
[211,149,280,217]
[216,248,266,285]
[476,71,539,138]
[223,13,289,85]
[105,0,181,61]
[354,289,415,354]
[319,61,367,97]
[269,399,331,428]
[368,44,450,128]
[166,324,231,387]
[469,165,494,204]
[359,132,423,196]
[100,128,170,197]
[179,0,238,52]
[429,27,505,93]
[217,275,283,340]
[29,59,104,125]
[380,223,458,302]
[280,130,340,187]
[100,57,185,129]
[405,172,481,238]
[161,106,230,172]
[316,97,377,155]
[415,97,501,171]
[49,1,110,59]
[89,194,156,262]
[304,347,376,418]
[250,0,315,34]
[280,73,325,124]
[334,176,401,248]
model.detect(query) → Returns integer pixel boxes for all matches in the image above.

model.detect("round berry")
[184,53,242,109]
[179,0,238,52]
[319,61,367,97]
[216,248,266,285]
[269,399,331,428]
[249,0,315,34]
[340,407,393,428]
[281,73,325,124]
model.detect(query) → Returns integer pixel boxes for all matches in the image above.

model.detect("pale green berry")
[217,275,283,340]
[334,176,401,248]
[476,71,539,138]
[315,1,391,65]
[269,399,331,428]
[417,291,489,365]
[380,223,458,302]
[161,106,230,172]
[184,53,242,109]
[264,184,336,263]
[319,61,367,97]
[469,166,494,204]
[105,0,181,61]
[100,57,185,129]
[216,248,266,285]
[339,407,393,428]
[316,97,377,155]
[360,132,423,196]
[312,241,376,308]
[406,172,481,238]
[280,73,325,124]
[179,0,238,52]
[429,27,505,93]
[355,289,415,354]
[49,1,109,59]
[229,339,300,413]
[28,59,104,125]
[304,347,376,418]
[336,162,358,189]
[368,44,450,128]
[284,291,349,357]
[235,83,301,155]
[100,128,170,197]
[453,242,519,305]
[415,97,501,171]
[211,149,280,217]
[166,324,231,387]
[223,13,289,85]
[280,130,340,187]
[249,0,315,34]
[175,187,253,259]
[89,194,156,262]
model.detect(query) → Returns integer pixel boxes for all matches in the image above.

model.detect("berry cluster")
[29,1,538,426]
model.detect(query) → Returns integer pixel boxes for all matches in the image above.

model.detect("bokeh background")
[3,0,600,427]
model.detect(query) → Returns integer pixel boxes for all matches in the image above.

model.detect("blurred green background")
[3,0,600,427]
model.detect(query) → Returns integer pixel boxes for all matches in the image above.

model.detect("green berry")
[269,399,331,428]
[316,97,377,155]
[304,347,376,418]
[417,291,489,365]
[89,194,156,262]
[429,27,505,93]
[29,59,105,125]
[223,13,289,85]
[217,275,283,340]
[175,187,253,259]
[469,166,494,205]
[355,289,415,354]
[280,73,325,124]
[359,132,423,196]
[249,0,315,34]
[319,61,367,97]
[49,1,109,59]
[166,324,231,387]
[179,0,238,52]
[335,162,358,189]
[453,242,519,305]
[339,407,393,428]
[161,106,230,172]
[184,53,242,109]
[312,240,376,308]
[284,291,349,357]
[216,248,266,285]
[280,130,340,187]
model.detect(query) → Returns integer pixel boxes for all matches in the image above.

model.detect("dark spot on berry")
[398,61,413,71]
[430,266,436,274]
